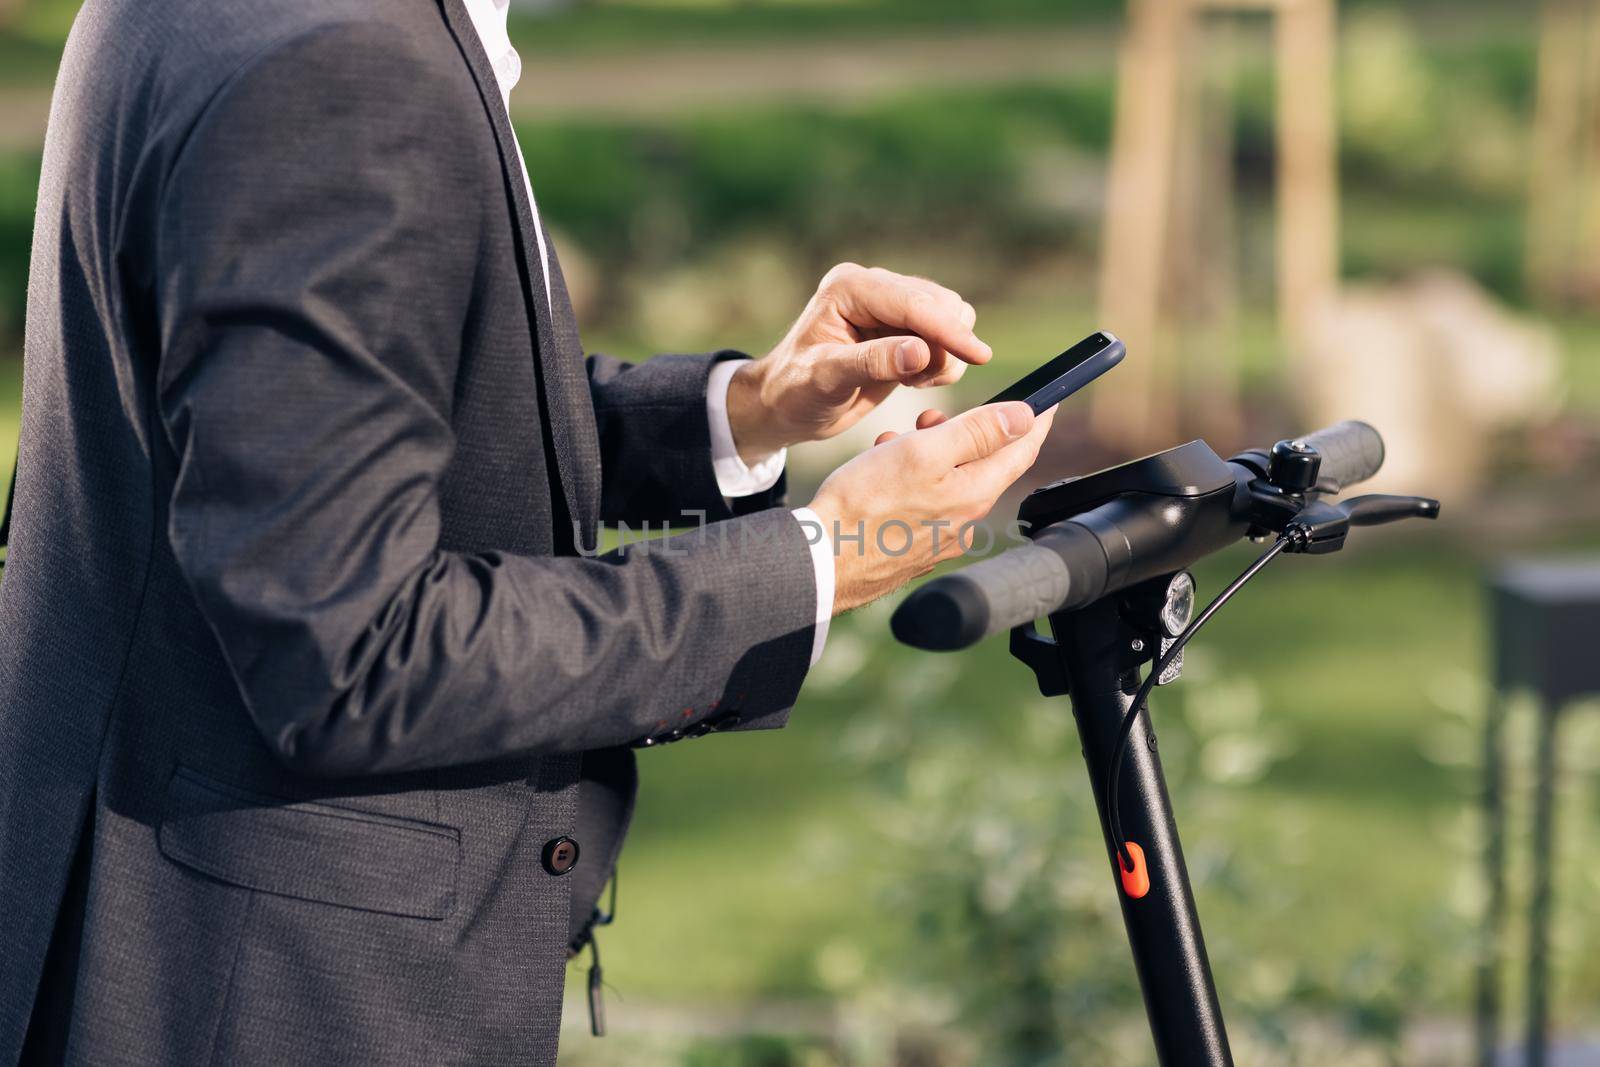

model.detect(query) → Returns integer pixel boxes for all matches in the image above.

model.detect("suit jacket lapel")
[436,0,601,549]
[533,226,602,551]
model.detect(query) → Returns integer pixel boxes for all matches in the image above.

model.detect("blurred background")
[4,0,1600,1063]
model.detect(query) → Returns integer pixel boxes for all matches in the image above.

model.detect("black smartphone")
[983,330,1125,414]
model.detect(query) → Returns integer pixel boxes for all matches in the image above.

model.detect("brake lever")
[1283,494,1441,554]
[1339,494,1441,526]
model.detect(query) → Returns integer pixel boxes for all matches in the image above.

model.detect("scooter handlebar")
[890,421,1391,651]
[888,522,1108,651]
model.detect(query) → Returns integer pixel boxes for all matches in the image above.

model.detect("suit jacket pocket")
[159,766,460,919]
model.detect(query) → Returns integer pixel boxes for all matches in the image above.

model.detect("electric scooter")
[890,421,1440,1066]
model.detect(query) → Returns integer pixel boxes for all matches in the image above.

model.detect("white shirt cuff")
[706,359,786,498]
[789,507,834,667]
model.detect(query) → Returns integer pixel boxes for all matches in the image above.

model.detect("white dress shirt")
[461,0,833,664]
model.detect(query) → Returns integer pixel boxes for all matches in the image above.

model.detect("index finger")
[893,273,978,328]
[829,270,992,366]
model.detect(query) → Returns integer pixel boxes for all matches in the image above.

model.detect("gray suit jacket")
[0,0,818,1062]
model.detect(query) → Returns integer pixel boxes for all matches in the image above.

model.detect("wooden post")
[1092,0,1185,447]
[1092,0,1338,450]
[1527,0,1600,306]
[1171,14,1244,446]
[1274,0,1339,347]
[1528,0,1586,304]
[1579,1,1600,303]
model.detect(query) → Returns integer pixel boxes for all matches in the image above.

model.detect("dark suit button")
[688,720,716,738]
[542,836,580,876]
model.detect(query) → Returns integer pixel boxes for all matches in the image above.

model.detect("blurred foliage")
[558,1032,848,1067]
[0,153,38,341]
[1332,9,1535,299]
[515,84,1111,295]
[500,0,1123,54]
[520,14,1551,333]
[549,540,1600,1063]
[0,9,1563,351]
[831,650,1426,1066]
[0,0,1530,59]
[0,0,1124,84]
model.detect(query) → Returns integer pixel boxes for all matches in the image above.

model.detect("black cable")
[1107,536,1290,874]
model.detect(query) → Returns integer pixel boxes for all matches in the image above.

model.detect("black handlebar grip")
[890,522,1108,651]
[1298,420,1385,494]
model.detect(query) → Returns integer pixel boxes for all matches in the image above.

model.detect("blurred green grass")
[0,358,15,498]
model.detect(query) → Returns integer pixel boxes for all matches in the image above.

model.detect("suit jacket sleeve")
[152,19,815,778]
[586,350,787,525]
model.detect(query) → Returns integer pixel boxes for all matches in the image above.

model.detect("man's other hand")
[726,263,992,462]
[806,401,1055,615]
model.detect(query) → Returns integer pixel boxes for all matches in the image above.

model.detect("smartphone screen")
[984,331,1124,413]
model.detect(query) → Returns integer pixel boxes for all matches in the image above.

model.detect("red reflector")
[1118,841,1150,899]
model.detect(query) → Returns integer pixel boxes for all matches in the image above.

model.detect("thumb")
[817,336,929,391]
[922,402,1034,466]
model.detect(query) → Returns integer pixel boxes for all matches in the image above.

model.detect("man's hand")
[725,263,992,462]
[807,401,1055,614]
